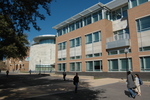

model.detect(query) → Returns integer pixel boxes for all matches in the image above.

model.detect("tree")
[0,0,53,60]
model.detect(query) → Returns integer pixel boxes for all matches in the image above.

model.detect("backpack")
[139,78,143,85]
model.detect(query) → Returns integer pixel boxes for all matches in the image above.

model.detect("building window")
[86,60,102,72]
[108,59,118,71]
[70,62,81,72]
[111,5,128,21]
[58,41,66,50]
[69,23,75,32]
[93,31,100,42]
[58,58,66,61]
[86,31,101,44]
[136,16,150,32]
[70,39,75,48]
[140,46,150,51]
[94,53,102,57]
[76,56,81,59]
[108,58,132,71]
[76,37,81,46]
[58,63,66,72]
[130,0,148,8]
[108,48,131,55]
[86,61,93,71]
[140,56,150,71]
[86,34,92,44]
[86,54,93,58]
[122,6,128,18]
[70,56,75,60]
[93,12,98,22]
[70,37,81,48]
[108,50,118,55]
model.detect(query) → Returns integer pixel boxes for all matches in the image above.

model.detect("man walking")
[126,71,137,99]
[73,73,79,93]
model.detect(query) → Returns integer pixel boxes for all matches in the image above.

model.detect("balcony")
[106,33,130,49]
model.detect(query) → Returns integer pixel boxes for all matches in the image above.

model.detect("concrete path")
[0,72,150,100]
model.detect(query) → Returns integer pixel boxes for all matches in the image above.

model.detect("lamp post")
[124,48,128,71]
[39,60,41,75]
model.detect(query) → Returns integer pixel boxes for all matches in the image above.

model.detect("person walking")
[126,71,137,99]
[6,70,9,77]
[29,69,32,75]
[73,73,79,93]
[63,71,67,81]
[134,74,142,96]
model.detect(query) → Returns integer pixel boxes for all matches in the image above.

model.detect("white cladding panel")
[138,30,150,47]
[29,44,55,71]
[75,46,81,56]
[93,42,102,53]
[86,44,93,54]
[112,19,128,31]
[70,48,75,57]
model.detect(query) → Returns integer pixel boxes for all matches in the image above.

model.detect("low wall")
[55,72,150,81]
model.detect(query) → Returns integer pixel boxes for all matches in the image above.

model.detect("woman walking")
[134,74,141,96]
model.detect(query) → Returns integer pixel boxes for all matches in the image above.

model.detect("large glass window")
[69,23,75,32]
[122,6,128,17]
[87,15,92,25]
[140,56,150,71]
[93,12,98,22]
[86,61,93,71]
[58,41,66,50]
[76,37,81,46]
[131,0,138,8]
[86,34,92,44]
[119,59,132,71]
[109,59,118,71]
[62,42,66,50]
[58,63,66,72]
[86,61,102,72]
[130,0,148,8]
[108,58,132,71]
[93,32,100,42]
[136,16,150,32]
[86,31,101,44]
[111,5,128,21]
[70,62,81,71]
[70,39,75,48]
[70,37,81,48]
[94,61,102,71]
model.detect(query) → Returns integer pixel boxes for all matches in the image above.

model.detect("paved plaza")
[0,72,150,100]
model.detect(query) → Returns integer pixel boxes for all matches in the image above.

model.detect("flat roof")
[52,0,128,30]
[33,35,56,43]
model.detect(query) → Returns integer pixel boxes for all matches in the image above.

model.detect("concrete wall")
[29,44,55,71]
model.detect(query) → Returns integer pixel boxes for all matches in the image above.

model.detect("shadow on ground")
[24,89,107,100]
[0,74,107,100]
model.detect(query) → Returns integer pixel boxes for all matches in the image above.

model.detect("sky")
[26,0,112,43]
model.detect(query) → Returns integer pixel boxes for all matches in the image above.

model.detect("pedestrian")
[0,69,1,73]
[29,69,32,75]
[126,71,137,99]
[134,74,142,96]
[63,71,66,81]
[6,70,9,77]
[73,73,79,93]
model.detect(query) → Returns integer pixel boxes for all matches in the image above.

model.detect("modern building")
[29,35,56,73]
[53,0,150,78]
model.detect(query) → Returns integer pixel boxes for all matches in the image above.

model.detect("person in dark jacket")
[126,71,137,99]
[73,73,79,93]
[63,71,66,81]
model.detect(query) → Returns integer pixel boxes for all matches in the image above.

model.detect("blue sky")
[26,0,112,43]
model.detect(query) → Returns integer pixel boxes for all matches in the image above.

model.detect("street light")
[39,60,41,75]
[124,48,128,71]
